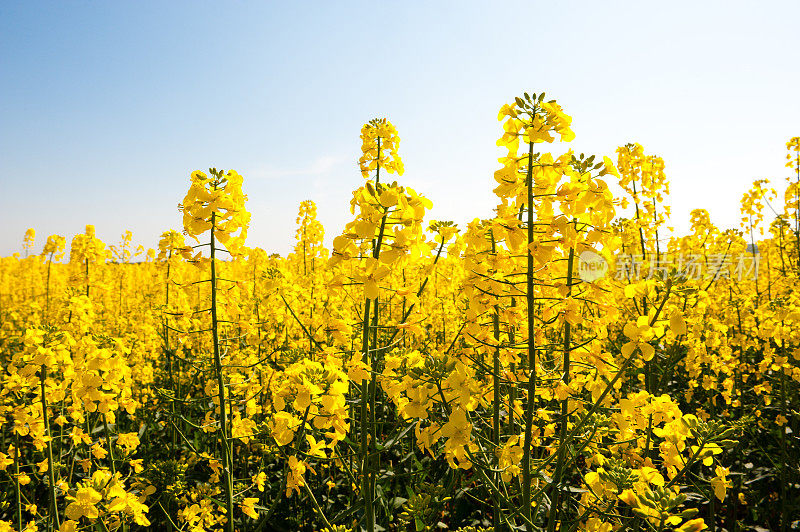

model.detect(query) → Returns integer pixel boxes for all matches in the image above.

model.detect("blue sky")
[2,1,799,257]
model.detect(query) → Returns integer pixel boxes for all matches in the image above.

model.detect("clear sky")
[2,1,799,257]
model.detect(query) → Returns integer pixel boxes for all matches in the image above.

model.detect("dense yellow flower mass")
[358,118,404,178]
[179,168,251,254]
[1,95,798,532]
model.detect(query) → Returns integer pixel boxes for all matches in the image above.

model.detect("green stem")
[492,304,502,531]
[45,254,52,323]
[360,135,382,532]
[794,149,800,274]
[780,361,787,532]
[211,208,235,532]
[381,238,445,350]
[508,298,517,435]
[302,478,334,530]
[15,433,22,531]
[547,244,575,532]
[522,138,537,531]
[164,253,178,453]
[103,415,116,476]
[42,366,60,529]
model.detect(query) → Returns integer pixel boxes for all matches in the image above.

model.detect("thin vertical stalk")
[103,416,116,476]
[360,298,374,532]
[45,253,53,323]
[85,258,90,298]
[41,366,61,529]
[360,135,382,532]
[369,297,380,522]
[164,252,178,453]
[15,434,22,530]
[780,358,787,532]
[302,225,307,275]
[547,245,574,532]
[211,209,235,532]
[522,138,537,531]
[491,222,502,530]
[632,176,656,474]
[492,305,502,530]
[508,298,517,435]
[630,177,649,318]
[794,148,800,274]
[653,198,661,262]
[117,268,124,324]
[631,178,647,259]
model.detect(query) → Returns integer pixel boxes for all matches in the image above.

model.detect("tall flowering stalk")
[785,137,800,274]
[495,93,575,529]
[616,144,672,463]
[41,235,66,322]
[778,136,800,531]
[179,168,250,532]
[70,225,107,299]
[740,179,776,302]
[292,200,326,276]
[157,229,191,453]
[329,118,430,532]
[23,228,35,258]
